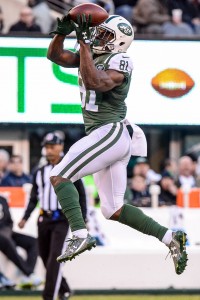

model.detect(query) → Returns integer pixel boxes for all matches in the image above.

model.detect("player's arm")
[47,14,80,68]
[47,34,80,68]
[71,14,124,91]
[18,172,39,228]
[79,41,124,92]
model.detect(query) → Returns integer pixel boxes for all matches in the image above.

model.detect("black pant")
[37,215,70,300]
[0,229,38,276]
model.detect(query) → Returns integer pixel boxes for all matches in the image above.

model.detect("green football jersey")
[78,52,133,134]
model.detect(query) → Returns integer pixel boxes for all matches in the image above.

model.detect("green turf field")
[1,296,200,300]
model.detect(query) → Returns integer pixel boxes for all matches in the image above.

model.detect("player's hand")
[49,13,74,36]
[71,14,92,44]
[18,219,26,229]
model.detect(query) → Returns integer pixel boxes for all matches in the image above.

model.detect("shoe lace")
[65,236,79,248]
[165,239,176,261]
[165,251,171,260]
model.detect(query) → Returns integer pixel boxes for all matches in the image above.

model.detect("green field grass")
[1,296,200,300]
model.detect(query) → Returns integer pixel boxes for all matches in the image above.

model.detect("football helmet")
[91,15,134,54]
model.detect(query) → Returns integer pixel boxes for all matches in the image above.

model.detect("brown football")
[151,68,195,98]
[69,3,109,27]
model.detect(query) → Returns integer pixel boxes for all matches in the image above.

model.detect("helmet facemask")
[91,25,116,54]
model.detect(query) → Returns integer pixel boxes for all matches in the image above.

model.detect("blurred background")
[0,0,200,298]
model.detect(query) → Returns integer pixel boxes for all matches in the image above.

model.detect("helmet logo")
[96,64,105,70]
[117,23,132,36]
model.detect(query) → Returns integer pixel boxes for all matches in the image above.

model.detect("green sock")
[119,204,167,241]
[54,181,86,232]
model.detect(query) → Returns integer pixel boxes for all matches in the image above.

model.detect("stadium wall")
[0,207,199,291]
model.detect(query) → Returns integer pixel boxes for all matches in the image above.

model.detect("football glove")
[49,14,74,36]
[71,14,92,44]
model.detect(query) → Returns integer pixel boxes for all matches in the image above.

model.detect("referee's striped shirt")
[22,163,87,221]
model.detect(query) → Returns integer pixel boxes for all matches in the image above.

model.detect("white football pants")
[50,122,132,219]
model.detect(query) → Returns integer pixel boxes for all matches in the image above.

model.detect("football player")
[47,13,188,275]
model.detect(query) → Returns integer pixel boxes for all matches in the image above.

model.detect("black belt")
[126,124,134,139]
[40,209,62,219]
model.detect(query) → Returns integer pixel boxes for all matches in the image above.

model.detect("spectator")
[160,158,178,180]
[159,171,178,206]
[0,149,10,183]
[18,132,88,300]
[9,6,41,33]
[162,7,194,36]
[132,0,194,35]
[93,0,115,14]
[1,155,31,187]
[0,195,41,288]
[166,0,200,35]
[185,151,198,164]
[176,155,197,189]
[192,0,200,19]
[133,0,171,34]
[186,152,200,187]
[0,6,4,33]
[113,0,138,23]
[28,0,55,34]
[127,174,151,207]
[133,157,161,185]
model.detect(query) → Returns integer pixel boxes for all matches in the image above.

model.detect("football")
[151,68,195,98]
[69,3,109,27]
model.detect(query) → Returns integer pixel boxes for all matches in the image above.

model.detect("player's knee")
[50,175,59,187]
[50,175,69,187]
[100,205,115,220]
[101,205,123,220]
[49,166,58,178]
[110,208,122,221]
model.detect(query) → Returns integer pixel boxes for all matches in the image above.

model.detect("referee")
[18,132,87,300]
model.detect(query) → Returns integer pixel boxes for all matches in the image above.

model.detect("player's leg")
[95,159,188,275]
[12,232,43,288]
[116,205,188,274]
[0,234,32,276]
[12,232,38,274]
[51,122,128,261]
[95,159,167,240]
[37,218,51,268]
[50,122,125,230]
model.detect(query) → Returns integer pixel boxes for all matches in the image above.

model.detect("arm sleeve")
[74,179,87,222]
[107,53,133,75]
[22,172,39,221]
[106,53,133,85]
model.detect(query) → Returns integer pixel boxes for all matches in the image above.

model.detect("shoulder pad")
[105,53,133,74]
